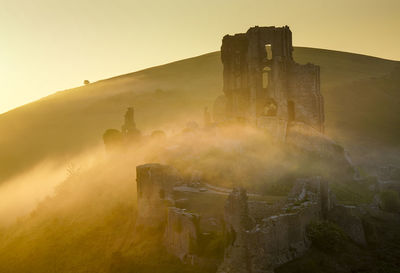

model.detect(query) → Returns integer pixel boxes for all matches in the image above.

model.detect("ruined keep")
[220,26,324,138]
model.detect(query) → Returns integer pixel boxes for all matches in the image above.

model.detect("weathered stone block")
[164,207,199,263]
[328,205,367,246]
[136,163,181,228]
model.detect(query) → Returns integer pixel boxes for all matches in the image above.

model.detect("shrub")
[380,190,400,213]
[195,232,225,258]
[102,129,123,151]
[306,221,347,253]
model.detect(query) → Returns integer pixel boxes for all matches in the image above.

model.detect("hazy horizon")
[1,0,399,114]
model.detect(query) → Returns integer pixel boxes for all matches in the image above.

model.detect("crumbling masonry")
[220,26,324,138]
[135,164,335,273]
[121,107,141,140]
[131,26,361,273]
[218,179,333,273]
[136,164,180,228]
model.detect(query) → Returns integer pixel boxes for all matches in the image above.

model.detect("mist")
[0,115,388,273]
[0,121,341,227]
[0,146,105,226]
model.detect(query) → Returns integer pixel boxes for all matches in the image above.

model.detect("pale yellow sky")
[0,0,399,114]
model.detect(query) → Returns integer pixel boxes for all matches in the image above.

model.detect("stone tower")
[221,26,324,138]
[121,107,141,140]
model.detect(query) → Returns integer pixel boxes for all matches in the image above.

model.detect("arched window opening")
[265,44,273,60]
[262,67,271,89]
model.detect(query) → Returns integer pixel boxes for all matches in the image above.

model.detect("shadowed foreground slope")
[0,47,399,183]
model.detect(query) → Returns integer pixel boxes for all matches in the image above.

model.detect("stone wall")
[136,163,181,228]
[135,163,342,272]
[248,200,284,222]
[218,188,252,273]
[328,205,367,245]
[377,165,400,193]
[248,204,320,272]
[136,163,224,266]
[288,63,324,133]
[219,178,330,273]
[163,207,199,263]
[378,165,400,182]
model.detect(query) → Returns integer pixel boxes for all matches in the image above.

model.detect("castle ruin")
[135,164,336,273]
[220,26,324,139]
[131,26,364,272]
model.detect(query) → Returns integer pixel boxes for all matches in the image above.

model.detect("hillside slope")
[0,47,399,183]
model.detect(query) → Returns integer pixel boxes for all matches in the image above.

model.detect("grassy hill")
[0,47,399,184]
[0,47,399,273]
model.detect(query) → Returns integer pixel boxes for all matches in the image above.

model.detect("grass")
[330,179,376,205]
[0,48,399,183]
[0,47,399,272]
[173,191,227,218]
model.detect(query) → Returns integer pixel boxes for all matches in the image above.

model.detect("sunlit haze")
[1,0,399,113]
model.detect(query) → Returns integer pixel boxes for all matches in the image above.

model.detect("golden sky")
[1,0,399,114]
